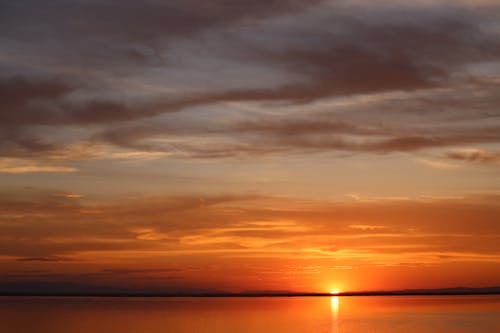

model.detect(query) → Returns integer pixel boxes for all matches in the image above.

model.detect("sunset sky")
[1,0,500,294]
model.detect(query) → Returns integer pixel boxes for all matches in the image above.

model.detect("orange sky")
[1,192,500,293]
[1,0,500,294]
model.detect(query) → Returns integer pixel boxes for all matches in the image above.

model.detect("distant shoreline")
[2,289,500,298]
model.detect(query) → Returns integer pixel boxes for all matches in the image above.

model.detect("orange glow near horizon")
[1,193,500,293]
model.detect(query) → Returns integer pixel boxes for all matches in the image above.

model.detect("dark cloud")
[102,268,183,275]
[16,257,60,262]
[0,75,154,127]
[0,76,73,113]
[1,1,500,160]
[94,113,500,158]
[0,0,321,40]
[0,0,324,68]
[179,8,500,102]
[0,76,70,156]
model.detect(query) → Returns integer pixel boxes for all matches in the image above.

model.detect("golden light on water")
[330,296,339,312]
[330,296,340,333]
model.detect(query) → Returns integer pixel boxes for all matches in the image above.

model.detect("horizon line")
[2,286,500,298]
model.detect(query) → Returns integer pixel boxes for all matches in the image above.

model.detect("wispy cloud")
[417,158,460,169]
[16,257,63,262]
[51,192,84,199]
[446,149,500,165]
[0,158,78,174]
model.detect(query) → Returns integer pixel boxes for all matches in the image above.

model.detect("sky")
[1,0,500,294]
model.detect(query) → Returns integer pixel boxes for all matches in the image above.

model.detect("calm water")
[1,295,499,332]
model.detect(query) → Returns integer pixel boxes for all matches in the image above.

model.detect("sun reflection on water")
[330,296,339,333]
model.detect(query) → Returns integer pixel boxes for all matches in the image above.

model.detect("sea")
[0,295,499,332]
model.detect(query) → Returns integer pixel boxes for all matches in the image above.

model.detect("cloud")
[51,192,84,199]
[417,158,460,169]
[446,149,500,165]
[0,75,73,112]
[1,191,500,290]
[2,1,322,40]
[101,268,183,275]
[93,115,500,158]
[348,225,388,231]
[16,257,60,262]
[0,158,78,174]
[186,6,500,102]
[1,2,500,160]
[2,1,500,293]
[1,191,499,260]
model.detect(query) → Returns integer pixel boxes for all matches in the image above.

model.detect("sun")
[330,289,340,295]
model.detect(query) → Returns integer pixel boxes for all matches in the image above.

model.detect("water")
[0,295,499,332]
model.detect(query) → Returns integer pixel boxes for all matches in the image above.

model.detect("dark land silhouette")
[1,282,499,297]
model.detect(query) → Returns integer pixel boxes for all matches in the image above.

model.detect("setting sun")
[330,290,340,295]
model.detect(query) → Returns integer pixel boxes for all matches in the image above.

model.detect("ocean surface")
[0,295,499,332]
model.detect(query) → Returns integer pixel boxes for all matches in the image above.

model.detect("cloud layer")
[1,1,500,162]
[2,0,500,292]
[1,191,500,290]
